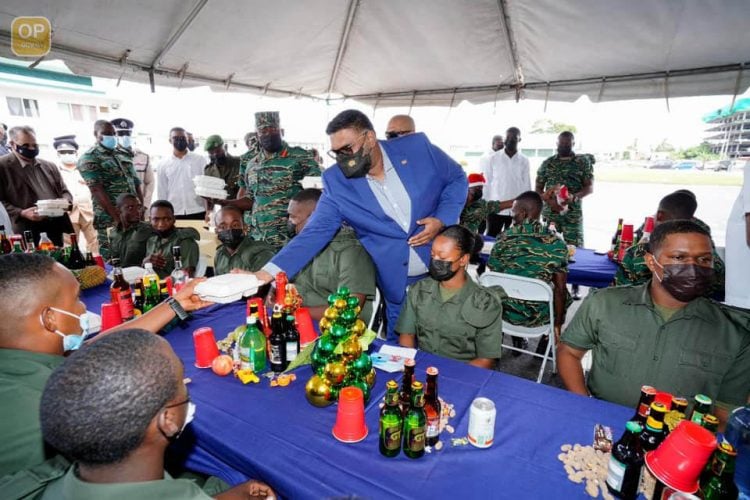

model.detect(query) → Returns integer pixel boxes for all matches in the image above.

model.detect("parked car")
[647,159,674,169]
[714,160,734,171]
[673,160,700,170]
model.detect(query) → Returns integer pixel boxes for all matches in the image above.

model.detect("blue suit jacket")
[271,132,468,338]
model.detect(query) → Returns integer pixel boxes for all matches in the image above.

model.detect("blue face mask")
[118,135,133,149]
[42,307,89,352]
[100,135,117,149]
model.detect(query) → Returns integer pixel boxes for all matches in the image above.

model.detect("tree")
[654,139,675,153]
[676,142,719,161]
[530,119,577,135]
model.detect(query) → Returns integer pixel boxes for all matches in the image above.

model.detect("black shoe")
[511,336,528,356]
[572,284,581,301]
[535,335,549,355]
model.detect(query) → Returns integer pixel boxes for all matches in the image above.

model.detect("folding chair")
[194,255,208,278]
[479,271,556,383]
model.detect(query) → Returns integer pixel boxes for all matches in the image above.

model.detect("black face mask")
[505,138,518,150]
[218,229,245,249]
[557,146,573,157]
[15,144,39,159]
[260,134,283,153]
[429,258,459,282]
[287,221,298,238]
[173,137,188,152]
[187,142,196,152]
[154,227,175,239]
[470,189,483,203]
[654,262,714,302]
[337,145,373,179]
[211,154,227,165]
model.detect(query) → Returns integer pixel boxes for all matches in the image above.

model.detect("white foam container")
[194,274,260,303]
[299,176,323,189]
[108,266,146,284]
[193,175,226,188]
[195,186,228,199]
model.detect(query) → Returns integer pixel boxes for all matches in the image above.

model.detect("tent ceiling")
[0,0,748,106]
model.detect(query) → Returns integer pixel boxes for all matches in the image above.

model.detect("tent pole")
[730,63,744,112]
[496,0,524,88]
[327,0,361,95]
[664,72,670,113]
[150,0,209,69]
[543,83,550,113]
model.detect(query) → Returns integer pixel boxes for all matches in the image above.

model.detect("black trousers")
[486,214,513,237]
[174,212,206,221]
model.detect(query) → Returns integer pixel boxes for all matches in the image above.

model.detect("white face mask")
[118,136,133,149]
[59,153,78,165]
[183,401,196,429]
[40,307,89,352]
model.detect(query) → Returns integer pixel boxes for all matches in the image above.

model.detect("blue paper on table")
[371,345,417,372]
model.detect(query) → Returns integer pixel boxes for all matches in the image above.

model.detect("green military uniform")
[78,144,140,259]
[460,199,503,234]
[204,155,241,200]
[0,349,64,477]
[293,229,377,320]
[41,466,214,500]
[237,136,260,192]
[487,220,572,327]
[396,274,505,362]
[243,112,321,250]
[612,241,725,298]
[109,222,153,267]
[145,227,200,278]
[562,282,750,409]
[535,154,594,247]
[214,236,275,275]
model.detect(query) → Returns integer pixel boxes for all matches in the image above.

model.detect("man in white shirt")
[725,160,750,309]
[54,135,98,255]
[155,127,207,220]
[481,127,530,237]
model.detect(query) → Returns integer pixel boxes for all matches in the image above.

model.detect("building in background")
[703,97,750,159]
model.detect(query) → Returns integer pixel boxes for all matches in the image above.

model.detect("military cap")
[204,134,224,151]
[255,111,280,130]
[53,134,79,151]
[111,118,134,132]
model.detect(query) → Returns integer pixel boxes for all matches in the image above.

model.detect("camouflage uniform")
[487,220,572,327]
[77,144,140,259]
[460,199,503,234]
[204,155,241,200]
[243,112,320,250]
[237,135,260,192]
[145,227,200,278]
[536,154,594,247]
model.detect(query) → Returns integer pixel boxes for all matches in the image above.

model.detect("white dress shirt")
[156,152,207,215]
[725,162,750,308]
[482,149,530,215]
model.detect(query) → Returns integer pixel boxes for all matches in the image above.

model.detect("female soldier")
[396,225,505,369]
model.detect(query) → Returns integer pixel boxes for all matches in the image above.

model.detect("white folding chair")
[479,271,556,383]
[194,255,208,278]
[368,288,382,333]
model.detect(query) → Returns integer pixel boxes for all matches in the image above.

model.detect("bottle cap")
[694,394,712,405]
[386,380,398,390]
[426,366,439,376]
[404,358,416,368]
[625,421,643,433]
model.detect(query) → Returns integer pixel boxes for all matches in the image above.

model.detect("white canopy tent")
[0,0,748,107]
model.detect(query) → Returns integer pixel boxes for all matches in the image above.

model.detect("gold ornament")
[305,375,334,407]
[351,319,366,336]
[334,298,347,310]
[341,336,362,362]
[324,361,348,386]
[364,368,376,388]
[324,307,339,320]
[319,317,332,331]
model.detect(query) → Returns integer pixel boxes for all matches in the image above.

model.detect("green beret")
[255,111,280,129]
[204,134,224,151]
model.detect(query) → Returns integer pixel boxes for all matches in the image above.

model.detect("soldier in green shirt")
[287,189,377,321]
[0,253,212,478]
[213,206,275,276]
[144,200,200,278]
[37,329,275,499]
[460,173,511,234]
[237,131,259,188]
[224,112,321,250]
[613,191,725,298]
[397,225,505,368]
[559,220,750,428]
[109,193,153,267]
[203,134,242,203]
[77,120,143,260]
[487,191,571,339]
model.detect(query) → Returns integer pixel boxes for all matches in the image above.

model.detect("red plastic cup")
[94,255,105,268]
[193,327,220,368]
[655,391,674,411]
[332,386,368,443]
[644,216,655,234]
[620,224,634,243]
[645,420,717,494]
[558,185,569,199]
[100,302,123,332]
[295,307,318,348]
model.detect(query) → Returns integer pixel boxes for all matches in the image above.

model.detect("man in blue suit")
[244,110,467,339]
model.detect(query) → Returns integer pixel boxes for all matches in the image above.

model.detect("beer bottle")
[12,241,23,253]
[639,402,667,452]
[379,380,403,457]
[606,421,644,499]
[400,358,416,417]
[700,441,739,500]
[22,231,35,253]
[269,312,287,372]
[690,394,713,424]
[239,315,266,372]
[37,232,54,252]
[285,314,300,363]
[67,234,86,269]
[85,251,95,267]
[701,414,720,434]
[0,226,11,254]
[664,396,689,433]
[630,385,656,426]
[133,278,145,316]
[424,366,442,447]
[403,381,427,459]
[110,259,135,321]
[142,263,160,312]
[170,246,188,292]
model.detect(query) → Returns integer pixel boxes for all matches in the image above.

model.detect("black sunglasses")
[385,130,411,140]
[327,131,367,160]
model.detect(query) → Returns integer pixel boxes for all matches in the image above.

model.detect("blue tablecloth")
[480,236,618,288]
[82,286,633,499]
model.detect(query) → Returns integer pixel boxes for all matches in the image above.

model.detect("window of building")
[58,102,98,122]
[7,97,40,117]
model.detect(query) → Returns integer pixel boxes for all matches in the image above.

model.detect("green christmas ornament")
[346,296,360,308]
[350,352,373,377]
[311,348,329,374]
[327,294,338,306]
[317,335,337,356]
[330,323,349,342]
[340,309,357,326]
[329,385,340,402]
[336,286,350,298]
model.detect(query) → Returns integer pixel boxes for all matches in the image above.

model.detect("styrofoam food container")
[194,274,260,304]
[108,266,146,284]
[193,175,226,188]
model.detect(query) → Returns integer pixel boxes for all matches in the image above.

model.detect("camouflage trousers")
[95,226,113,260]
[543,209,584,247]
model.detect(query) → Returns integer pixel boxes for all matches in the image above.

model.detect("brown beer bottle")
[400,358,416,417]
[424,366,442,447]
[110,259,135,320]
[630,385,656,426]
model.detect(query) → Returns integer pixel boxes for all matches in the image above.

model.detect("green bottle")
[700,441,739,500]
[239,315,266,373]
[379,380,403,457]
[403,381,426,459]
[12,242,23,253]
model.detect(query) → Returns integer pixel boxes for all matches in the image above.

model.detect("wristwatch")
[166,297,189,321]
